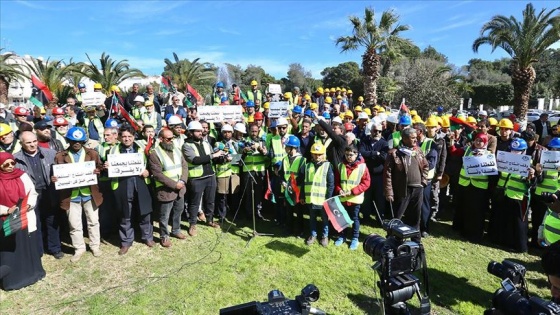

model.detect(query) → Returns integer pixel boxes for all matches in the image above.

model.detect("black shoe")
[53,252,64,260]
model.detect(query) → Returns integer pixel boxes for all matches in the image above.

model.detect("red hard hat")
[344,122,353,132]
[52,107,65,115]
[254,112,264,120]
[53,117,69,126]
[13,106,29,116]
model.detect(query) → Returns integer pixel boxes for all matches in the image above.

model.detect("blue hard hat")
[437,105,444,112]
[216,81,224,88]
[270,120,277,128]
[322,112,331,119]
[246,100,255,107]
[104,118,119,128]
[510,137,528,151]
[548,137,560,149]
[304,110,313,117]
[399,115,412,125]
[292,106,303,114]
[78,83,86,89]
[286,135,300,148]
[66,126,87,142]
[221,96,228,103]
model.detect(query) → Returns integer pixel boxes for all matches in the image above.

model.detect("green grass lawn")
[0,214,551,315]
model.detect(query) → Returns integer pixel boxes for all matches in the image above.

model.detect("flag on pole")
[186,83,202,102]
[2,194,29,236]
[161,76,171,94]
[29,75,53,107]
[264,171,275,204]
[284,173,300,206]
[323,196,354,232]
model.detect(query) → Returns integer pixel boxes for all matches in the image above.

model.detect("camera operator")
[542,241,560,303]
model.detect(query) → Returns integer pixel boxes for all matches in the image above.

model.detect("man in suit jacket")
[533,113,551,145]
[163,96,187,122]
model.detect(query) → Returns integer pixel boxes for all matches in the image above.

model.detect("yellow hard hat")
[325,96,333,104]
[247,115,254,123]
[341,88,347,92]
[145,100,154,106]
[310,143,326,154]
[336,87,341,91]
[284,92,292,99]
[425,117,439,127]
[310,103,318,110]
[412,115,423,123]
[436,116,443,125]
[498,118,513,129]
[410,110,418,116]
[40,107,46,114]
[0,123,13,137]
[336,95,342,100]
[263,102,270,109]
[347,89,353,94]
[358,96,364,102]
[466,116,477,124]
[93,83,102,89]
[344,110,354,118]
[377,107,386,113]
[440,117,450,128]
[354,106,363,112]
[488,117,498,126]
[251,80,258,86]
[457,113,467,122]
[110,85,120,92]
[363,108,371,116]
[304,94,311,101]
[324,88,330,93]
[317,87,324,94]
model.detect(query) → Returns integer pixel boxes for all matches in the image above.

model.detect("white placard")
[53,161,97,190]
[81,92,106,106]
[197,105,243,123]
[107,153,144,177]
[462,154,498,177]
[268,84,282,94]
[540,150,560,171]
[496,150,532,177]
[268,101,289,118]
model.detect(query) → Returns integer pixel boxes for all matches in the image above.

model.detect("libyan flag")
[161,76,171,94]
[284,173,301,206]
[323,196,353,233]
[29,75,53,107]
[2,194,29,237]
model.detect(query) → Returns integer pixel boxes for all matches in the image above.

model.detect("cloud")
[15,0,45,10]
[431,17,482,33]
[114,1,186,22]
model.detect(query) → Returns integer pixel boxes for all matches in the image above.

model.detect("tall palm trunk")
[0,78,9,104]
[510,63,536,121]
[362,46,380,106]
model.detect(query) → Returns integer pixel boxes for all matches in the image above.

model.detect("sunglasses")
[1,161,15,167]
[278,126,287,130]
[162,137,174,142]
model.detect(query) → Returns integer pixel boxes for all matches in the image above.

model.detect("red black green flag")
[323,196,353,232]
[2,194,29,237]
[30,75,53,107]
[284,173,300,206]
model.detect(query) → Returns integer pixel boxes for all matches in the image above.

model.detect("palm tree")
[336,7,414,106]
[24,57,75,102]
[0,49,28,104]
[162,52,216,97]
[81,52,144,94]
[473,3,560,121]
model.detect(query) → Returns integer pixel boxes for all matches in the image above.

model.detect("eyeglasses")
[278,126,287,130]
[1,161,15,167]
[162,137,174,142]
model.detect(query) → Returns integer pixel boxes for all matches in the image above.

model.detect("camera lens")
[386,285,417,305]
[492,288,531,315]
[363,234,387,261]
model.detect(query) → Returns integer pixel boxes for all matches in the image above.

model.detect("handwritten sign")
[268,101,289,118]
[197,105,243,123]
[81,92,106,106]
[107,153,144,177]
[268,84,282,94]
[540,150,560,171]
[496,150,532,177]
[462,154,498,177]
[53,161,97,190]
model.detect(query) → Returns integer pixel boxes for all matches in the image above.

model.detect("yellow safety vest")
[271,136,286,165]
[304,161,330,206]
[184,141,212,178]
[420,138,435,180]
[458,147,489,189]
[314,136,332,150]
[338,163,366,204]
[535,170,560,195]
[173,134,186,148]
[141,112,158,126]
[504,173,529,200]
[153,145,182,188]
[108,144,150,189]
[243,138,268,172]
[69,149,92,198]
[96,142,118,182]
[84,117,105,142]
[283,155,305,182]
[544,210,560,244]
[389,131,402,149]
[214,142,236,178]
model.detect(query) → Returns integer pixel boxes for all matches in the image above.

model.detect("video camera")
[485,260,560,315]
[363,219,430,315]
[219,284,326,315]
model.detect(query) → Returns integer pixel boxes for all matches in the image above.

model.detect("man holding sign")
[105,126,154,255]
[52,127,103,262]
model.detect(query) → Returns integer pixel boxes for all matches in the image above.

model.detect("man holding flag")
[279,135,306,236]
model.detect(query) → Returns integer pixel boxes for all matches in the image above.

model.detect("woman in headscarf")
[0,152,44,290]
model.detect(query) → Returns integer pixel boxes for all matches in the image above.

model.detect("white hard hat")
[221,124,233,132]
[234,123,246,134]
[387,113,399,124]
[377,113,387,122]
[188,121,203,131]
[332,116,343,125]
[0,103,5,109]
[276,117,289,126]
[133,96,145,103]
[167,115,182,125]
[358,112,369,120]
[479,110,488,116]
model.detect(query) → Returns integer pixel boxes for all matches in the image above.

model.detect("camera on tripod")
[363,219,430,315]
[219,284,325,315]
[485,260,560,315]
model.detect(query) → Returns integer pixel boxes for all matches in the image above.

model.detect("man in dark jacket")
[359,122,388,223]
[124,83,140,113]
[34,120,64,152]
[533,113,551,145]
[310,116,346,167]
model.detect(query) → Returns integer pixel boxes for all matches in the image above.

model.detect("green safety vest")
[153,145,182,188]
[304,161,330,206]
[173,134,186,148]
[535,170,560,195]
[96,142,118,181]
[338,163,366,204]
[108,144,150,189]
[0,141,21,154]
[214,141,238,178]
[420,138,435,179]
[283,155,305,182]
[84,117,105,142]
[69,149,92,198]
[243,138,268,172]
[390,131,402,149]
[132,107,142,120]
[247,90,262,102]
[55,132,69,149]
[271,136,287,165]
[544,210,560,244]
[314,136,332,150]
[458,147,489,189]
[504,173,529,200]
[141,112,158,126]
[184,141,212,178]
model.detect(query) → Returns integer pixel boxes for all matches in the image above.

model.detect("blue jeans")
[338,204,360,240]
[308,205,329,238]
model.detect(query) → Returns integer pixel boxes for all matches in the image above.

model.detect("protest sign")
[268,84,282,94]
[496,150,532,177]
[540,150,560,171]
[268,101,289,118]
[53,161,97,190]
[107,153,144,177]
[462,154,498,176]
[81,92,106,107]
[197,105,243,123]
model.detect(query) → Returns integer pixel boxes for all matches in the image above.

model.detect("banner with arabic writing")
[53,161,98,190]
[539,150,560,171]
[107,153,144,177]
[496,150,531,177]
[462,154,498,177]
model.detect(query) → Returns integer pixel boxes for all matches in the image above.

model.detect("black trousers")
[187,176,217,225]
[529,194,548,245]
[242,171,265,218]
[36,188,63,255]
[394,186,423,231]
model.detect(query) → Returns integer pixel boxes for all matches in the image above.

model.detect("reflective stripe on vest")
[339,163,366,204]
[283,155,305,182]
[420,139,435,179]
[535,171,560,195]
[314,136,332,149]
[271,137,286,165]
[84,117,104,142]
[544,210,560,244]
[141,112,158,126]
[69,149,92,198]
[458,147,489,189]
[153,145,182,188]
[184,141,212,178]
[304,162,330,206]
[504,174,528,200]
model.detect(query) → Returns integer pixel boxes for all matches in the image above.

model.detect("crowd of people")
[0,81,560,296]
